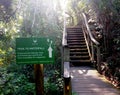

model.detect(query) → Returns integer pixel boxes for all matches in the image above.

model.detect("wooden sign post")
[34,64,44,95]
[16,37,55,95]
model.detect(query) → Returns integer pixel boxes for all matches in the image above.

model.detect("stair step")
[67,37,84,39]
[67,35,84,38]
[68,38,84,40]
[67,38,84,40]
[70,56,90,59]
[67,30,82,31]
[68,42,86,45]
[69,45,87,48]
[67,28,82,31]
[67,30,83,31]
[67,33,83,35]
[67,40,85,42]
[70,52,89,55]
[67,31,83,33]
[70,60,91,66]
[67,27,82,29]
[70,60,91,63]
[70,48,88,52]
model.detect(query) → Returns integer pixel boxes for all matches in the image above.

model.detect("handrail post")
[91,42,94,62]
[64,62,71,95]
[64,77,71,95]
[62,37,71,95]
[97,46,101,73]
[63,46,71,95]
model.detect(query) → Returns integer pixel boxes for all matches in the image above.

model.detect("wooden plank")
[71,66,120,95]
[77,92,120,95]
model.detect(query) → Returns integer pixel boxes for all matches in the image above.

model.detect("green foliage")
[0,62,63,95]
[44,82,62,95]
[66,0,89,25]
[0,64,35,95]
[44,58,63,95]
[44,72,63,95]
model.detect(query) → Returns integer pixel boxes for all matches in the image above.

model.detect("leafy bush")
[0,63,35,95]
[44,57,63,95]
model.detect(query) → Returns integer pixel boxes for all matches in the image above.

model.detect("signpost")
[16,37,55,95]
[34,64,44,95]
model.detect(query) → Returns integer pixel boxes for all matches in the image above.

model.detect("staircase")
[67,27,91,66]
[63,13,116,95]
[63,27,120,95]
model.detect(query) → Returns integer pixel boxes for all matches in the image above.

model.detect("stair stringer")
[82,27,92,62]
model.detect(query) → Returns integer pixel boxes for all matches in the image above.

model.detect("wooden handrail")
[82,13,100,46]
[82,13,101,72]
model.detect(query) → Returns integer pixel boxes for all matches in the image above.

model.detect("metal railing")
[82,13,101,72]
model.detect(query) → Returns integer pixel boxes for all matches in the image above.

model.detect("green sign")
[16,38,55,64]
